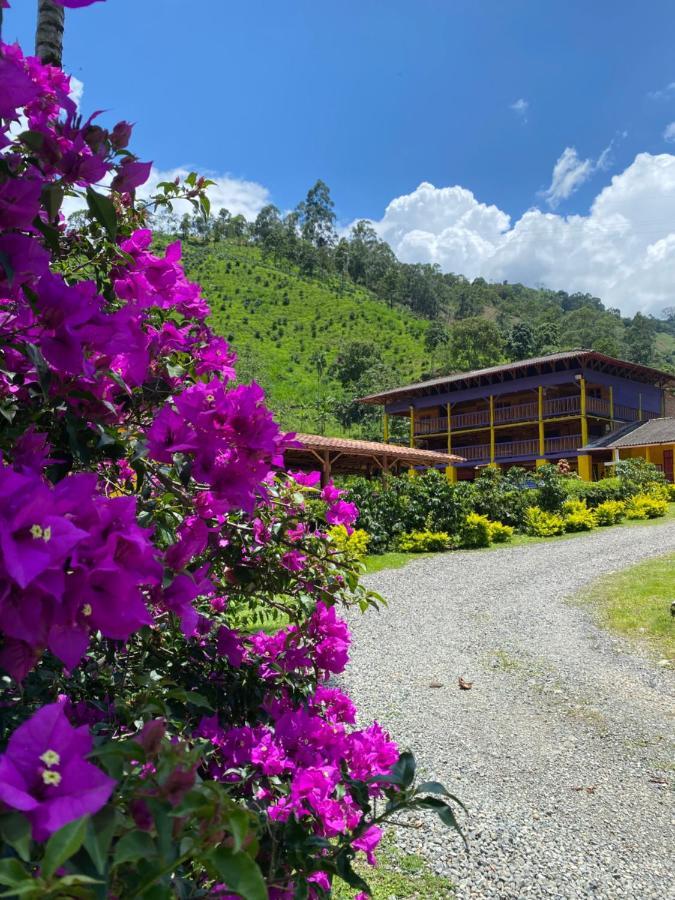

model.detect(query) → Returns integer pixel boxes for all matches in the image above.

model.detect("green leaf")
[415,781,449,796]
[41,816,89,879]
[113,830,157,867]
[437,805,469,850]
[84,805,117,874]
[0,812,32,861]
[208,848,267,900]
[227,809,251,854]
[41,183,64,222]
[86,187,117,241]
[0,250,14,286]
[0,859,29,887]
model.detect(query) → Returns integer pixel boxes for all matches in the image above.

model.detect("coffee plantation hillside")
[181,241,430,435]
[175,233,675,438]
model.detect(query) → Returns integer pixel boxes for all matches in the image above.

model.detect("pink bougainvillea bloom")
[325,500,358,529]
[321,482,343,503]
[110,158,152,194]
[281,550,307,572]
[52,0,105,7]
[352,824,382,865]
[0,703,115,841]
[289,470,321,488]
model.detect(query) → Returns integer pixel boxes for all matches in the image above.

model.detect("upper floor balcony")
[457,433,583,462]
[413,394,656,436]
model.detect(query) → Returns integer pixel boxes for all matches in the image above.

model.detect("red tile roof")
[289,433,463,464]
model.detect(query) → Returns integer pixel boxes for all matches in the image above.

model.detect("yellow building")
[599,417,675,481]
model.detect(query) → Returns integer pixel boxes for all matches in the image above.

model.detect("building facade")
[359,350,675,481]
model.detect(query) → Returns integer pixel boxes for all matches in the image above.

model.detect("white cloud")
[541,147,594,208]
[648,81,675,100]
[138,166,270,221]
[510,98,528,121]
[541,141,616,208]
[663,122,675,143]
[61,166,270,222]
[368,153,675,317]
[70,76,84,108]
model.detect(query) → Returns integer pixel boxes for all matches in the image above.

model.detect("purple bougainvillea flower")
[110,158,152,194]
[289,470,321,488]
[52,0,105,7]
[325,499,358,529]
[352,824,382,865]
[0,703,115,841]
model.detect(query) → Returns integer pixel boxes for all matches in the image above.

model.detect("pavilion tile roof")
[358,350,675,405]
[290,433,463,465]
[603,417,675,449]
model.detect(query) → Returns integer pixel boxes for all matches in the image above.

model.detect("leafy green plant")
[594,499,626,525]
[524,506,565,536]
[615,458,666,498]
[329,525,370,561]
[624,494,668,519]
[563,497,598,532]
[487,520,514,543]
[395,531,452,552]
[458,513,492,548]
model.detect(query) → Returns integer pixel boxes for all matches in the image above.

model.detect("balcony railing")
[452,433,583,463]
[545,434,582,454]
[413,394,652,434]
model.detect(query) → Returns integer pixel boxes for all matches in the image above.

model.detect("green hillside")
[182,242,429,434]
[176,215,675,439]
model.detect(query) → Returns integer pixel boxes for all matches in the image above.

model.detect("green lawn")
[577,553,675,661]
[332,835,454,899]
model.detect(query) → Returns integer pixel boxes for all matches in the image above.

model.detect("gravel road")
[343,522,675,899]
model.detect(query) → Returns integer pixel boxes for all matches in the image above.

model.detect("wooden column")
[446,401,452,455]
[609,385,614,428]
[537,386,545,462]
[409,406,415,447]
[638,393,643,421]
[579,376,588,447]
[383,412,389,442]
[489,395,495,464]
[321,450,331,487]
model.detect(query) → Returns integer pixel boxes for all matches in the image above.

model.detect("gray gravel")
[343,522,675,899]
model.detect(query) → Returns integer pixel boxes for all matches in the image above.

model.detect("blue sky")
[5,0,675,314]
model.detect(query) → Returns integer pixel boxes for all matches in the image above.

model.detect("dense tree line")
[156,180,675,379]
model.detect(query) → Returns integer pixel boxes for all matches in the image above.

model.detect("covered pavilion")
[284,433,464,485]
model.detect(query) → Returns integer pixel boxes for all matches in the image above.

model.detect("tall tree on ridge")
[36,0,65,66]
[297,180,336,248]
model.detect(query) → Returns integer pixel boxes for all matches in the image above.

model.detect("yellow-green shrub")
[562,497,597,532]
[667,483,675,502]
[594,500,625,526]
[524,505,565,537]
[328,525,370,560]
[395,530,451,552]
[487,520,514,543]
[625,494,668,520]
[459,512,492,548]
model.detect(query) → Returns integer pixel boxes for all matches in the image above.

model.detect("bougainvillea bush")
[0,23,463,900]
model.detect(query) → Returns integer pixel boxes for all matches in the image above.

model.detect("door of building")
[664,448,674,482]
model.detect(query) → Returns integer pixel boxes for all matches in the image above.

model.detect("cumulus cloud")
[510,98,528,121]
[663,122,675,143]
[61,165,270,222]
[369,153,675,317]
[138,166,270,221]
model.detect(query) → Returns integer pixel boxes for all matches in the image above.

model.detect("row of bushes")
[342,458,671,554]
[524,494,668,536]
